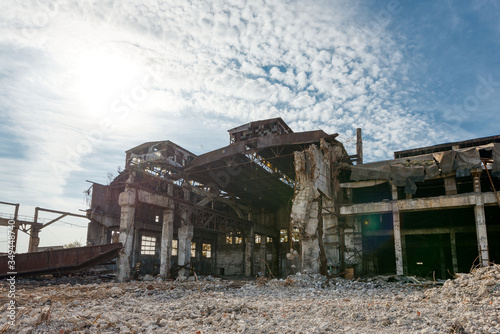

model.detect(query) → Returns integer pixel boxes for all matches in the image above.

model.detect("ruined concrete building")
[86,118,500,281]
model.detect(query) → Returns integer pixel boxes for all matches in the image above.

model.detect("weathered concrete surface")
[245,226,255,276]
[117,176,136,282]
[137,190,170,207]
[473,173,490,266]
[217,249,245,276]
[177,212,193,278]
[340,192,499,215]
[160,204,174,278]
[291,141,345,274]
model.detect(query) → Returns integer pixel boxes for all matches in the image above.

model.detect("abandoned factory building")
[86,118,500,281]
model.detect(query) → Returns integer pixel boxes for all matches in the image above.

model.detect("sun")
[72,48,142,113]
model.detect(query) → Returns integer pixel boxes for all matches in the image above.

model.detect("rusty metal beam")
[0,243,122,278]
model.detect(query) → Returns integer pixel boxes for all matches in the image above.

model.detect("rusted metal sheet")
[0,243,122,278]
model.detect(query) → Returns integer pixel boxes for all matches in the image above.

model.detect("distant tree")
[64,240,83,248]
[107,172,114,185]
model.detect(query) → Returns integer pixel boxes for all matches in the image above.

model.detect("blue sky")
[1,0,499,251]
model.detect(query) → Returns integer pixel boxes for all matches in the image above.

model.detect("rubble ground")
[1,265,499,334]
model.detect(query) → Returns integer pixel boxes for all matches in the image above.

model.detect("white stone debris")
[1,266,499,333]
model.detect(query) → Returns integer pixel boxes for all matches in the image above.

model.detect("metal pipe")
[356,128,363,165]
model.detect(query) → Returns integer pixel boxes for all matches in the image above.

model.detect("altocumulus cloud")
[0,0,455,218]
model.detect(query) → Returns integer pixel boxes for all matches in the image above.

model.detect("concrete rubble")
[1,265,499,333]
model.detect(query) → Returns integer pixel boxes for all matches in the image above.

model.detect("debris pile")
[1,269,499,333]
[441,264,500,300]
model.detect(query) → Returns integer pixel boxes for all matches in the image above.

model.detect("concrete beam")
[363,225,500,237]
[137,190,170,208]
[340,192,498,216]
[340,180,388,189]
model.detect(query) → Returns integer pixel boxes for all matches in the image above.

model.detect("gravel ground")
[1,265,499,334]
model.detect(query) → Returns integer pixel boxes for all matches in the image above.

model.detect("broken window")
[255,234,261,244]
[226,232,233,244]
[291,228,300,242]
[280,229,288,243]
[171,240,178,256]
[191,242,196,258]
[202,243,211,258]
[140,235,156,255]
[235,232,242,244]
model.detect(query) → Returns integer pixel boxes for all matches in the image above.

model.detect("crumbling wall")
[216,246,245,276]
[291,139,356,274]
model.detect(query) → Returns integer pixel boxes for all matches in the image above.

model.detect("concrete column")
[393,209,404,275]
[401,233,408,275]
[450,230,459,274]
[245,226,255,276]
[160,205,174,278]
[160,184,174,278]
[131,228,140,271]
[178,182,194,277]
[391,183,403,275]
[439,235,446,279]
[260,235,267,274]
[272,237,279,277]
[353,216,363,275]
[473,173,489,266]
[391,182,398,201]
[177,215,193,277]
[444,177,458,195]
[117,180,137,282]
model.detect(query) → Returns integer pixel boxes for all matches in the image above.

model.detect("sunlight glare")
[73,49,142,113]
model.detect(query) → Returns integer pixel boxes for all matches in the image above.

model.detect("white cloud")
[0,0,468,249]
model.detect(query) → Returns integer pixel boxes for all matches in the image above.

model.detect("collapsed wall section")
[290,139,358,275]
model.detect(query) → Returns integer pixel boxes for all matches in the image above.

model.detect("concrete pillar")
[117,179,137,282]
[439,235,446,279]
[444,176,458,195]
[353,216,363,275]
[131,228,140,271]
[160,184,174,278]
[245,226,255,276]
[160,198,174,278]
[392,209,404,275]
[391,183,403,275]
[178,182,193,277]
[473,173,489,266]
[401,233,408,275]
[260,235,267,274]
[177,214,193,277]
[272,237,279,277]
[450,230,459,274]
[391,182,398,201]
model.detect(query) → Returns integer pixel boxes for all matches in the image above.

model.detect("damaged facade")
[86,118,500,281]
